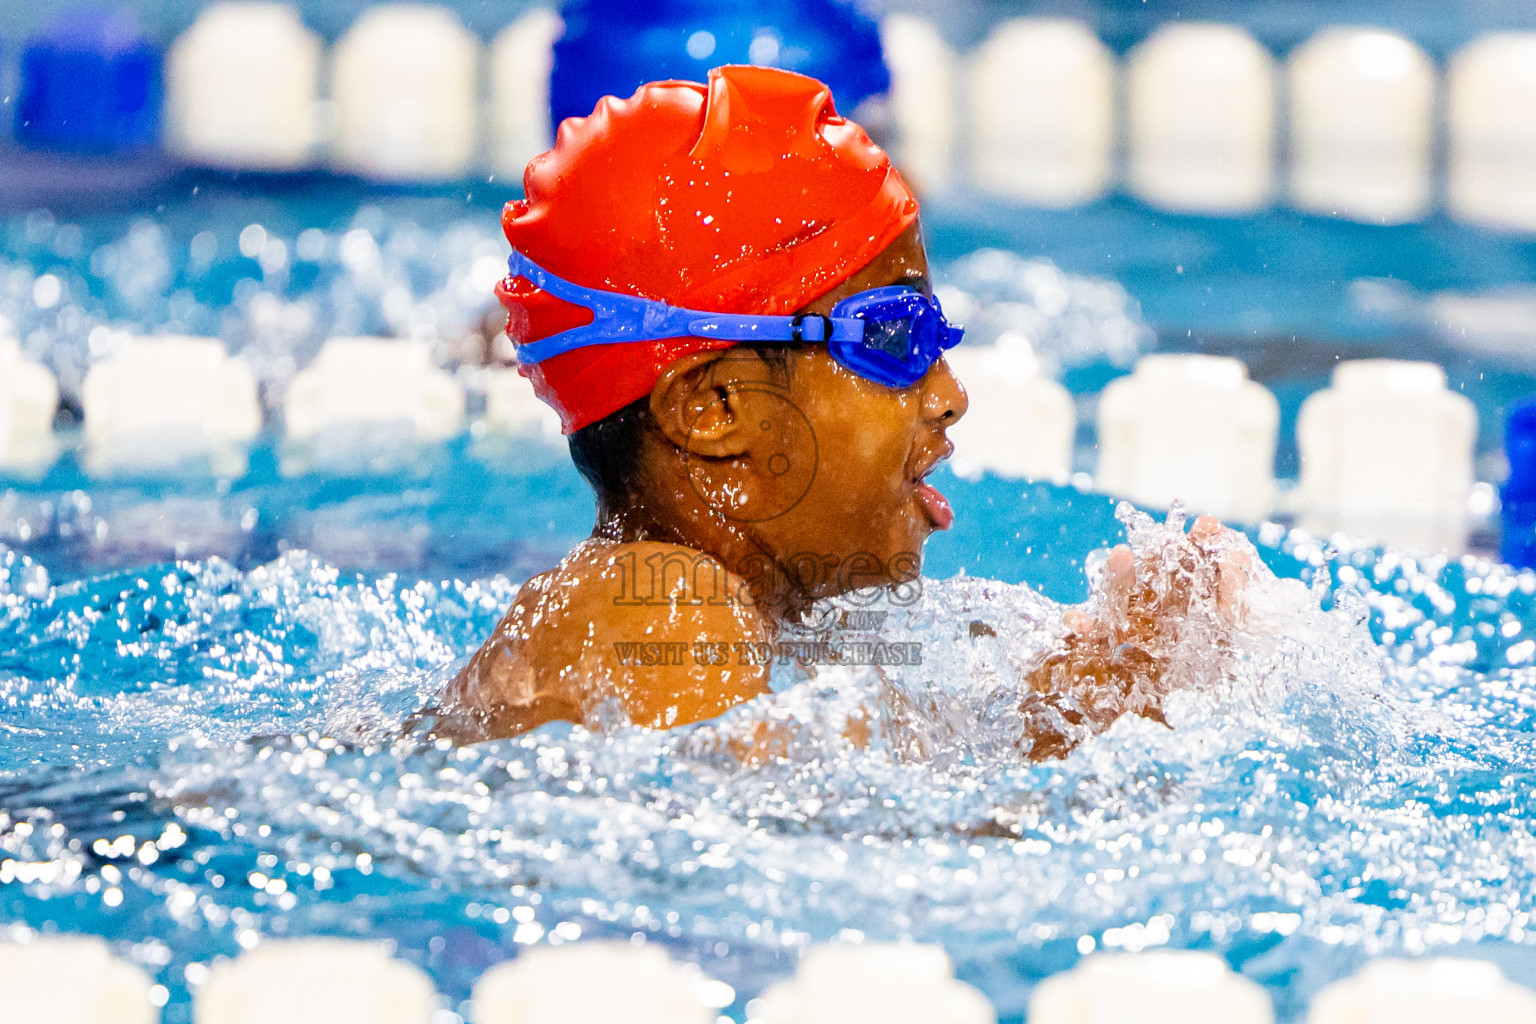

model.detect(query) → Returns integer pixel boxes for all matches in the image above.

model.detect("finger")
[1189,514,1223,540]
[1215,550,1253,624]
[1189,515,1232,548]
[1103,547,1136,608]
[1102,546,1137,631]
[1225,543,1256,573]
[1105,545,1135,583]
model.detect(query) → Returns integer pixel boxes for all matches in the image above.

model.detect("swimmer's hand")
[1020,515,1255,761]
[1075,514,1254,634]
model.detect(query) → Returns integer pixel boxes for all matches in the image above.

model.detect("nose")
[923,356,968,427]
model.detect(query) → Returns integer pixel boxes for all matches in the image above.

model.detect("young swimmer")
[435,66,1252,753]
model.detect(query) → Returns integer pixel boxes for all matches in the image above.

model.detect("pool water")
[5,184,1536,1022]
[5,491,1536,1023]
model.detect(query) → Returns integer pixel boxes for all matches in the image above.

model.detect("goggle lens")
[831,288,963,388]
[863,317,917,360]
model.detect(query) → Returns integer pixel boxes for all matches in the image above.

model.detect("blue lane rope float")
[550,0,890,127]
[18,8,162,154]
[1502,397,1536,569]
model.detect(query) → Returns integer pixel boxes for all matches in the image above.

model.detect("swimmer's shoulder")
[527,537,776,671]
[545,538,766,616]
[442,539,772,740]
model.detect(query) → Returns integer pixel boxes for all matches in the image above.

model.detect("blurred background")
[4,0,1536,586]
[6,0,1536,50]
[11,8,1536,1019]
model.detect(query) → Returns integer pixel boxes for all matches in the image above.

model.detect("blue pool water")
[5,490,1536,1022]
[5,186,1536,1021]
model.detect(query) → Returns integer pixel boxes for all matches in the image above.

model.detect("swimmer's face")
[649,221,968,603]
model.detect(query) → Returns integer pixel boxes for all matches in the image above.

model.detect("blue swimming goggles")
[506,250,964,389]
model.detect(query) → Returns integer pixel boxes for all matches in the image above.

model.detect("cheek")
[835,418,911,489]
[797,362,920,497]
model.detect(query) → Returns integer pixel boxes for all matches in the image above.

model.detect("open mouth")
[911,445,955,531]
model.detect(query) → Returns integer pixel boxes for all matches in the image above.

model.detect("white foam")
[81,336,261,474]
[755,943,995,1024]
[1448,33,1536,232]
[471,941,718,1024]
[1296,359,1476,553]
[0,935,158,1024]
[1097,354,1278,523]
[0,336,59,471]
[1289,28,1434,224]
[967,19,1114,206]
[1031,952,1272,1024]
[879,15,958,194]
[165,3,322,170]
[1308,958,1536,1024]
[194,939,436,1024]
[331,5,479,180]
[284,337,464,440]
[489,9,562,179]
[944,335,1075,481]
[1127,23,1276,213]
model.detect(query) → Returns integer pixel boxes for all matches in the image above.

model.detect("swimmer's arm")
[426,573,586,743]
[1018,515,1253,760]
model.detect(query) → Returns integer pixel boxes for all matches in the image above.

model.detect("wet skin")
[437,221,1253,751]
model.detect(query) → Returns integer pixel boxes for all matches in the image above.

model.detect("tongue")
[915,481,954,531]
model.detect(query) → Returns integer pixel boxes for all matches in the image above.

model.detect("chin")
[904,525,932,561]
[878,516,929,568]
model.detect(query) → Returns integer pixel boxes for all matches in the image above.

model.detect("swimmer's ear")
[650,349,760,457]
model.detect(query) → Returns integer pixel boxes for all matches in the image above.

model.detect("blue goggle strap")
[507,251,864,366]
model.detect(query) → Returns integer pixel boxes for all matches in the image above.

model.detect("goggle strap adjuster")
[790,313,835,344]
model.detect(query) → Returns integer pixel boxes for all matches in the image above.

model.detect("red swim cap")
[497,64,919,434]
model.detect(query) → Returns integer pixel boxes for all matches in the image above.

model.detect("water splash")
[6,506,1536,1021]
[935,249,1155,376]
[1,201,509,412]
